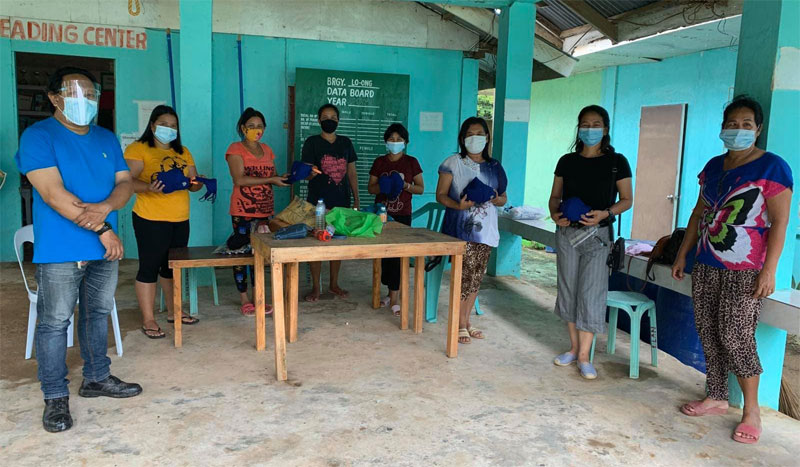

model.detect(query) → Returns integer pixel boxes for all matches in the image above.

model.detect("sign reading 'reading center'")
[0,17,147,50]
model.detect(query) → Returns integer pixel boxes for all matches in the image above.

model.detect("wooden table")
[250,225,466,381]
[168,246,254,347]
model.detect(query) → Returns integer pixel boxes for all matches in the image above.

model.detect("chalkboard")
[294,68,410,205]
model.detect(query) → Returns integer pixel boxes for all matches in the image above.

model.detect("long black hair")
[138,105,184,154]
[572,105,615,155]
[458,116,491,160]
[236,107,266,139]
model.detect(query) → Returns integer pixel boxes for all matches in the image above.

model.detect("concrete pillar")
[487,2,535,277]
[180,0,213,245]
[459,58,480,124]
[728,0,799,410]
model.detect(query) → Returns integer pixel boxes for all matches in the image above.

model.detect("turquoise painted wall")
[0,30,179,261]
[0,33,477,260]
[606,47,739,238]
[525,70,603,208]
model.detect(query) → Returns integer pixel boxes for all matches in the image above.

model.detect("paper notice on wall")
[504,99,530,122]
[119,133,138,152]
[133,100,165,133]
[419,111,443,132]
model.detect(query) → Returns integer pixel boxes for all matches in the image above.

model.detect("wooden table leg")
[254,252,266,351]
[446,254,463,358]
[400,257,410,330]
[413,256,425,334]
[372,258,381,309]
[286,262,299,343]
[271,262,288,381]
[173,267,182,347]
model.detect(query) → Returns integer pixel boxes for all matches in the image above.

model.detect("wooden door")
[630,104,687,241]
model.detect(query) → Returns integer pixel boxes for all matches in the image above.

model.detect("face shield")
[57,79,101,126]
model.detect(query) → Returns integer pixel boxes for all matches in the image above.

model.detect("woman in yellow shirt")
[125,105,204,338]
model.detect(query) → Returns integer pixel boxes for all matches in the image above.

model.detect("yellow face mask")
[244,128,263,142]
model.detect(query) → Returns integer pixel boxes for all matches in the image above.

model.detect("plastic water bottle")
[378,204,387,224]
[315,199,326,231]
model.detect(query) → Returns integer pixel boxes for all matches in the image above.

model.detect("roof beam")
[561,0,618,43]
[433,3,577,78]
[612,0,744,42]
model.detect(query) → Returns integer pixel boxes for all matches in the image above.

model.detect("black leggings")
[132,212,190,283]
[381,215,412,291]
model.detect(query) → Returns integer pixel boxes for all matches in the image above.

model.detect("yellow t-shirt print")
[124,141,195,222]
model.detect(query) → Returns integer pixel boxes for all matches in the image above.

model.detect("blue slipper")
[553,352,577,366]
[578,361,597,380]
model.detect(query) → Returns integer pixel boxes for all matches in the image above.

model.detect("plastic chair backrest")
[14,224,35,297]
[411,202,446,232]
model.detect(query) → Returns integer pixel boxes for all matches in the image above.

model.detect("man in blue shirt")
[15,67,142,433]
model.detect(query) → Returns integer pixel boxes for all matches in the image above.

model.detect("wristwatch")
[96,221,113,236]
[606,209,616,222]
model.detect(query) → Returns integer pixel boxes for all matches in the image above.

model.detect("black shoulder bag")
[606,154,625,271]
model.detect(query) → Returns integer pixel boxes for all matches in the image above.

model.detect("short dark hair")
[572,105,615,155]
[458,116,491,160]
[47,66,98,94]
[137,105,184,154]
[236,107,266,138]
[317,103,339,119]
[383,123,409,143]
[723,95,764,127]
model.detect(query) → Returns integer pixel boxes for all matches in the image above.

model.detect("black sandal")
[141,326,165,339]
[167,315,199,325]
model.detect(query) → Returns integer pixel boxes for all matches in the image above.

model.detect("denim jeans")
[35,260,118,400]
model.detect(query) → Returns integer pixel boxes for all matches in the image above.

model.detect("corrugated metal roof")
[585,0,658,18]
[537,1,585,30]
[537,0,658,32]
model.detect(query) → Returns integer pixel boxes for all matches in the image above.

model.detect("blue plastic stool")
[606,291,658,379]
[412,202,482,323]
[160,267,219,316]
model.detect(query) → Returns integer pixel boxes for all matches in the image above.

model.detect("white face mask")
[464,135,487,154]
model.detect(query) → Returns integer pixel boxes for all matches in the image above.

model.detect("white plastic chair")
[14,225,123,359]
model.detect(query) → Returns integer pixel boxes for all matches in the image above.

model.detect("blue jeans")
[35,260,118,400]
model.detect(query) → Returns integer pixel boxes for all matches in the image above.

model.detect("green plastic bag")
[325,207,383,238]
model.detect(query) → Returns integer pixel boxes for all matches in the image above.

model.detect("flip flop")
[167,315,199,325]
[240,303,256,316]
[329,288,349,298]
[680,401,728,417]
[141,326,165,339]
[732,423,761,444]
[304,292,320,302]
[467,326,484,339]
[458,328,471,344]
[391,304,401,317]
[380,296,391,308]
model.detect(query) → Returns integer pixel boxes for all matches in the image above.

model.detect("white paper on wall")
[419,111,443,132]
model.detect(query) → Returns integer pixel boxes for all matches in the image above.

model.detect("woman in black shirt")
[301,103,360,301]
[548,105,633,379]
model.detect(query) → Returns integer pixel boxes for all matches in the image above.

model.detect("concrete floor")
[1,257,799,466]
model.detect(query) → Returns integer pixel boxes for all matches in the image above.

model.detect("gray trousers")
[554,226,611,335]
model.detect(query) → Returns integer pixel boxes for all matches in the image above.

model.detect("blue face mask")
[386,141,405,154]
[719,129,756,151]
[62,97,98,126]
[578,128,604,147]
[154,125,178,144]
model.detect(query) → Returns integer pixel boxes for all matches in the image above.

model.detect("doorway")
[15,52,115,258]
[630,104,687,241]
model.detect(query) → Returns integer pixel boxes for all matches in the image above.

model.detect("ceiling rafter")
[560,0,619,43]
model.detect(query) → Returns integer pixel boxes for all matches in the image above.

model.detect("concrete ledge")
[499,216,800,334]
